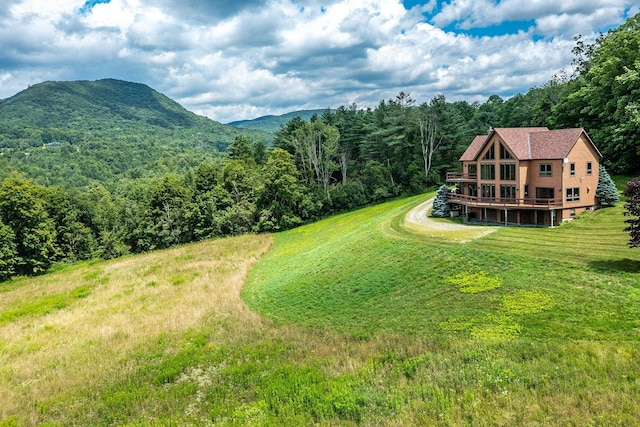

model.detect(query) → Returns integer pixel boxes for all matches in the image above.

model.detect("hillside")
[1,192,639,425]
[228,109,331,132]
[0,79,271,186]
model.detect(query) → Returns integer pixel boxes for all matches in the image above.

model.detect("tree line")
[1,13,639,281]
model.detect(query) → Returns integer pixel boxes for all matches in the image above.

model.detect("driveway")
[402,198,497,242]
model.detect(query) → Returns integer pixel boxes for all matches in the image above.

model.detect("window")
[536,187,555,200]
[500,143,513,159]
[482,144,495,160]
[480,163,495,180]
[500,184,516,201]
[570,163,576,176]
[566,187,580,202]
[468,164,477,178]
[540,163,552,177]
[468,185,478,197]
[500,163,516,181]
[587,162,592,175]
[524,185,529,198]
[481,184,495,199]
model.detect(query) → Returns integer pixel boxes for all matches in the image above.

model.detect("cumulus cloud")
[0,0,636,122]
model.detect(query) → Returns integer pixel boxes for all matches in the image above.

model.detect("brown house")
[446,127,602,226]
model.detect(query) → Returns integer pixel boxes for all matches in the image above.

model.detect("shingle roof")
[459,135,487,161]
[529,128,597,159]
[494,127,549,159]
[459,127,600,161]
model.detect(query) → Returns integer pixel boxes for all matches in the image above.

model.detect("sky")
[0,1,637,123]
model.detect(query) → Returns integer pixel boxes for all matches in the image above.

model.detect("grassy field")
[1,191,639,425]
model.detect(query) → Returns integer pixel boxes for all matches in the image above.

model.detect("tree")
[221,159,257,203]
[555,13,640,174]
[253,140,267,165]
[361,160,394,201]
[0,178,58,275]
[623,177,640,248]
[415,103,443,183]
[146,174,192,249]
[431,184,451,218]
[257,148,304,230]
[596,165,619,206]
[228,135,254,160]
[331,104,364,185]
[293,120,339,199]
[0,220,17,281]
[45,187,97,262]
[370,92,418,188]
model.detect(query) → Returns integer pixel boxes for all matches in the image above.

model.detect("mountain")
[0,79,271,187]
[228,109,332,132]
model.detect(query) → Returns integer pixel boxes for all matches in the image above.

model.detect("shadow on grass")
[589,259,640,273]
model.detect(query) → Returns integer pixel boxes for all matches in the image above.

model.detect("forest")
[0,13,638,282]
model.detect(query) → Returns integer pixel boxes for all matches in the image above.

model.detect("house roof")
[460,127,601,161]
[529,128,602,159]
[493,127,549,159]
[460,135,487,161]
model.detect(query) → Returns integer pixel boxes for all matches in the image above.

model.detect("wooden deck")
[447,193,563,209]
[446,172,477,182]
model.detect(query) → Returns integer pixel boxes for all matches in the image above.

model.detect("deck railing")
[446,193,563,208]
[446,172,477,181]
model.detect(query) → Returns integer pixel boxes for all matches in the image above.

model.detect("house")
[446,127,601,227]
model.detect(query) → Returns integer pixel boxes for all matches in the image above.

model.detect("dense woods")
[0,13,638,281]
[0,79,271,187]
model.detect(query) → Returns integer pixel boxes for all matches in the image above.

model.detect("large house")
[446,127,602,227]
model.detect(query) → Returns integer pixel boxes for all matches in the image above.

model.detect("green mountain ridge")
[0,79,271,186]
[228,109,332,132]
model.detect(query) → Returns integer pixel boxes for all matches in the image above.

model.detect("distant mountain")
[0,79,271,186]
[228,109,332,132]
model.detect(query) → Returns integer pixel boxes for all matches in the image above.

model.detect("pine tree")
[623,177,640,248]
[431,184,451,217]
[596,165,619,206]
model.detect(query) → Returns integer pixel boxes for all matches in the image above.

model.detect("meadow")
[1,191,639,426]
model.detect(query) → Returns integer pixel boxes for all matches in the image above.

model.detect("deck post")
[504,208,508,226]
[550,210,555,228]
[484,208,487,224]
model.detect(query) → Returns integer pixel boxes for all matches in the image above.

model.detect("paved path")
[402,198,497,241]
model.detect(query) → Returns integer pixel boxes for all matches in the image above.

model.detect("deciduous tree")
[0,220,16,281]
[257,148,304,230]
[555,13,640,174]
[0,178,57,274]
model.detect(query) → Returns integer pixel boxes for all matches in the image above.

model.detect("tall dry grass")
[0,234,272,424]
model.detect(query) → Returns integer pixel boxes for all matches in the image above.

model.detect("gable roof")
[460,135,487,161]
[493,127,549,159]
[460,127,601,161]
[530,128,601,159]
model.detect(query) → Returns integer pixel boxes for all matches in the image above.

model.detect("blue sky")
[0,0,637,122]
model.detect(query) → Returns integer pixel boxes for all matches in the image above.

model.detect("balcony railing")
[447,193,563,208]
[446,172,477,181]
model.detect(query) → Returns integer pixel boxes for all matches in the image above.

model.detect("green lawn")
[2,192,640,426]
[245,194,639,341]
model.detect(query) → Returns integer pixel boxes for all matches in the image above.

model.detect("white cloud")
[0,0,636,122]
[432,0,638,42]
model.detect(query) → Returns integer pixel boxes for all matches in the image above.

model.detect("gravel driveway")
[403,198,497,241]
